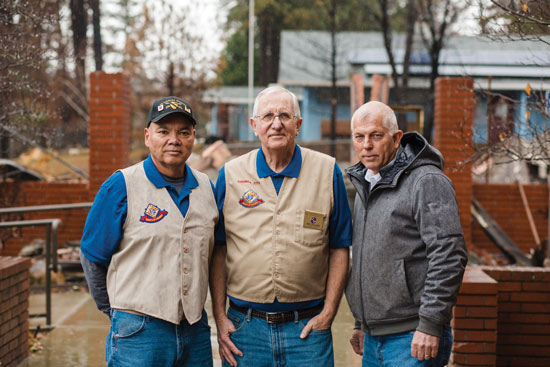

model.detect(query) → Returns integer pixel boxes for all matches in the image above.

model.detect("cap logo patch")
[140,203,168,223]
[160,98,190,113]
[239,189,264,208]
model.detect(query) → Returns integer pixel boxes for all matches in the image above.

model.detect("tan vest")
[107,162,218,324]
[223,147,334,303]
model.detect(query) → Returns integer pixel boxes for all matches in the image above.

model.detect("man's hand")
[209,246,242,366]
[349,329,364,355]
[411,330,439,361]
[299,311,333,339]
[215,315,243,367]
[299,247,349,339]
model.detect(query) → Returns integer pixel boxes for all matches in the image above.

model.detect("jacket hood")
[346,132,444,185]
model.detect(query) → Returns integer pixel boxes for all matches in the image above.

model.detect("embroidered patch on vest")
[239,189,264,208]
[140,203,168,223]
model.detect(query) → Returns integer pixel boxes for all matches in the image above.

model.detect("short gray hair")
[350,101,398,136]
[252,86,301,118]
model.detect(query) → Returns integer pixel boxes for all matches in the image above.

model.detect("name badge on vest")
[303,210,324,230]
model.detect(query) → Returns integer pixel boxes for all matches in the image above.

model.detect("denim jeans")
[224,306,334,367]
[106,309,213,367]
[362,327,453,367]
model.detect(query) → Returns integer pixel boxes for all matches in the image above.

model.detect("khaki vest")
[224,147,334,303]
[107,162,218,324]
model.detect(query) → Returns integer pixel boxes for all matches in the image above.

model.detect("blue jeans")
[106,309,213,367]
[224,306,334,367]
[362,327,453,367]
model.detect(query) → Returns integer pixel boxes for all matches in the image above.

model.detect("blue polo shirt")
[81,155,215,266]
[214,145,352,312]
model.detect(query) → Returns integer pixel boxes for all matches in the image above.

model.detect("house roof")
[278,31,550,90]
[0,159,43,181]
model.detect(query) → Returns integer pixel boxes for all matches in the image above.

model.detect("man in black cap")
[81,96,219,367]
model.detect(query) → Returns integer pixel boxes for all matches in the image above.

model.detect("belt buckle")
[265,312,279,324]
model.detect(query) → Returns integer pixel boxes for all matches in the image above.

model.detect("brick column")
[0,257,31,367]
[451,266,498,367]
[433,77,474,248]
[88,72,131,198]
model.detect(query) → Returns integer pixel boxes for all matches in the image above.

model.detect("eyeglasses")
[254,112,298,124]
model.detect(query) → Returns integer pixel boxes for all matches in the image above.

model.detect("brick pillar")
[349,73,364,113]
[433,77,474,248]
[88,72,131,198]
[0,256,31,367]
[349,73,365,164]
[451,266,498,367]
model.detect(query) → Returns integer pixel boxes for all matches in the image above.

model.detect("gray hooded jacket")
[345,132,467,337]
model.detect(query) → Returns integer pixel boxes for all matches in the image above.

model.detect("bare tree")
[124,1,219,129]
[416,0,465,142]
[89,0,103,71]
[479,0,550,45]
[0,0,58,157]
[472,0,550,265]
[69,0,87,94]
[326,0,338,157]
[371,0,416,131]
[473,0,550,164]
[471,89,550,165]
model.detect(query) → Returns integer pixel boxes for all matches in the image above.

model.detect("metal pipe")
[45,224,52,326]
[0,219,62,228]
[247,0,254,141]
[0,202,92,215]
[0,204,91,326]
[0,218,62,326]
[52,220,60,271]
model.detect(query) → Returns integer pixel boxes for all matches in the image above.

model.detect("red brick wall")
[89,72,131,198]
[473,184,548,254]
[0,256,30,367]
[451,265,550,367]
[482,266,550,367]
[1,72,132,256]
[451,266,498,367]
[433,77,475,248]
[0,182,89,256]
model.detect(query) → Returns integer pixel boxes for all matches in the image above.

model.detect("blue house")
[205,31,550,144]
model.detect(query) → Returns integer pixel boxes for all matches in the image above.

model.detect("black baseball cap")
[147,96,197,127]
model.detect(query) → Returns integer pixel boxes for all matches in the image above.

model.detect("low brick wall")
[0,256,31,367]
[473,184,548,255]
[482,266,550,367]
[451,265,550,367]
[0,181,90,256]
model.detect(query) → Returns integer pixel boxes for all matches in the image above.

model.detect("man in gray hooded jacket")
[346,101,467,366]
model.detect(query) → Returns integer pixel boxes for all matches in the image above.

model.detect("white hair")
[350,101,398,136]
[252,86,301,117]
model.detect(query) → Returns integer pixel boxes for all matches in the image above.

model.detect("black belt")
[229,301,322,324]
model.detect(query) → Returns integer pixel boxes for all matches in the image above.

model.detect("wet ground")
[22,289,361,366]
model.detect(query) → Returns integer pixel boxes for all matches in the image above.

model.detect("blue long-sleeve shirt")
[80,156,216,314]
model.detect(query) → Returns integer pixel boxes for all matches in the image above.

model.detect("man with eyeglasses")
[210,86,352,367]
